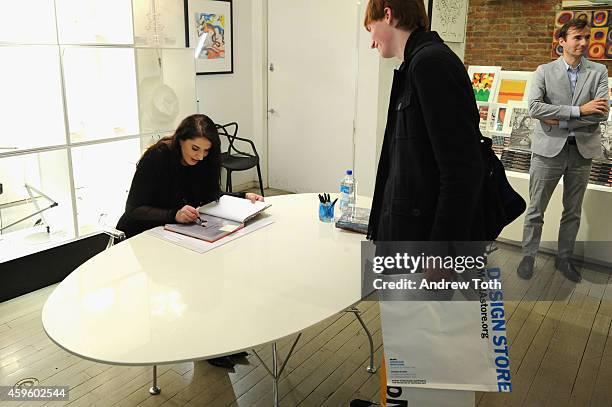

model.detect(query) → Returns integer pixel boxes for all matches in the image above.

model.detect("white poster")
[379,267,512,392]
[430,0,469,43]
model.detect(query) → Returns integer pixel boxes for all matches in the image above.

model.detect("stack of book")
[589,161,612,187]
[501,150,531,173]
[335,207,370,234]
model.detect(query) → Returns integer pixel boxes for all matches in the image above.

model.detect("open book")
[164,195,271,243]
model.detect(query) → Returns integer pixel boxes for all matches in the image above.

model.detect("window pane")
[0,46,66,150]
[55,0,134,45]
[136,48,197,134]
[62,47,140,142]
[0,149,75,262]
[0,0,57,44]
[71,138,141,235]
[133,0,186,48]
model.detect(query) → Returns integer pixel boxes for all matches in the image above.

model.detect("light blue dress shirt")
[558,59,582,136]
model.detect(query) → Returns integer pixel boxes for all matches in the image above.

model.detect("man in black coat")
[365,0,486,242]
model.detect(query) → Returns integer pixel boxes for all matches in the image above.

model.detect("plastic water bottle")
[339,169,356,214]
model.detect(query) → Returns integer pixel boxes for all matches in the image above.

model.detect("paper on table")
[198,195,271,223]
[146,216,274,254]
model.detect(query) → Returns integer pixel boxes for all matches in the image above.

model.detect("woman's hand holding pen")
[245,193,264,203]
[175,205,199,223]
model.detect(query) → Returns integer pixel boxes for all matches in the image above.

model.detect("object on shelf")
[508,107,534,152]
[0,183,58,233]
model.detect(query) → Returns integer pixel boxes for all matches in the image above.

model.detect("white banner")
[379,267,512,392]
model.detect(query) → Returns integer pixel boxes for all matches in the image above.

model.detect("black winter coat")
[367,29,486,242]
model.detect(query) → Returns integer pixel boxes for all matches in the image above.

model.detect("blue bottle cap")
[346,169,353,175]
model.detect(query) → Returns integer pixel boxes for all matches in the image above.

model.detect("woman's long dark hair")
[146,114,222,193]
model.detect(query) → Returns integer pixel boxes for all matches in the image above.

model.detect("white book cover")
[198,195,271,223]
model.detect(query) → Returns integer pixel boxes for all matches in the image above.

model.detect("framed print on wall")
[467,66,502,103]
[184,0,233,75]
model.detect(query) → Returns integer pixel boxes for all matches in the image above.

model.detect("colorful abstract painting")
[472,72,496,102]
[195,13,226,60]
[552,9,612,60]
[495,107,507,132]
[497,80,528,104]
[468,66,501,103]
[186,0,233,75]
[478,105,489,132]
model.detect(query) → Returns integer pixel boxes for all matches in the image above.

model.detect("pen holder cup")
[319,202,334,223]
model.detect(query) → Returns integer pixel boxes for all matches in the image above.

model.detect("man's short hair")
[556,18,590,40]
[363,0,429,32]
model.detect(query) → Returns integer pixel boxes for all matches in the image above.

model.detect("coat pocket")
[388,198,435,240]
[395,93,415,139]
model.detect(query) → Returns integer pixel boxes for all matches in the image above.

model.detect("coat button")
[412,209,421,216]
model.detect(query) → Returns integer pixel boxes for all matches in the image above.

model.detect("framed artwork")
[467,66,501,103]
[494,71,532,104]
[552,9,612,60]
[478,104,490,132]
[507,104,534,153]
[184,0,233,75]
[562,1,612,8]
[430,0,469,43]
[490,104,508,133]
[484,103,510,134]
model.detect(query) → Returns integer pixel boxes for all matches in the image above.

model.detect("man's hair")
[363,0,429,31]
[556,18,590,40]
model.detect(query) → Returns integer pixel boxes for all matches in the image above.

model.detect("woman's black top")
[116,143,245,237]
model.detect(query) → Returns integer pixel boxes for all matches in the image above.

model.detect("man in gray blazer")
[518,18,609,282]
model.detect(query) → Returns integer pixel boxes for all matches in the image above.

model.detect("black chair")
[216,122,264,197]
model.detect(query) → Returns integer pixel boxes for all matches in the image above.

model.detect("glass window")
[0,149,75,262]
[133,0,186,48]
[0,46,66,151]
[71,138,141,235]
[62,47,140,142]
[136,48,197,134]
[0,0,57,44]
[55,0,134,45]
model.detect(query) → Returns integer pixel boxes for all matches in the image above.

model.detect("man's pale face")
[368,19,395,58]
[559,26,591,60]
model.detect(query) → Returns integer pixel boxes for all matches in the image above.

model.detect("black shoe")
[229,352,250,365]
[207,356,235,369]
[555,258,582,283]
[517,256,535,279]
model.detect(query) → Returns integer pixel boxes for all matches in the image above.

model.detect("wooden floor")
[0,189,611,406]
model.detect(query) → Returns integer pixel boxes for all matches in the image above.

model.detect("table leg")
[251,333,302,407]
[149,365,161,395]
[346,307,377,373]
[272,342,279,407]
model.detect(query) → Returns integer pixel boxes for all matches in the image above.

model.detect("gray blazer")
[528,56,608,159]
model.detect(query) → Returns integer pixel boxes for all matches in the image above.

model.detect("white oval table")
[42,193,374,406]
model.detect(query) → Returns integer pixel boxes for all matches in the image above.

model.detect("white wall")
[196,0,265,191]
[352,2,381,198]
[194,0,467,197]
